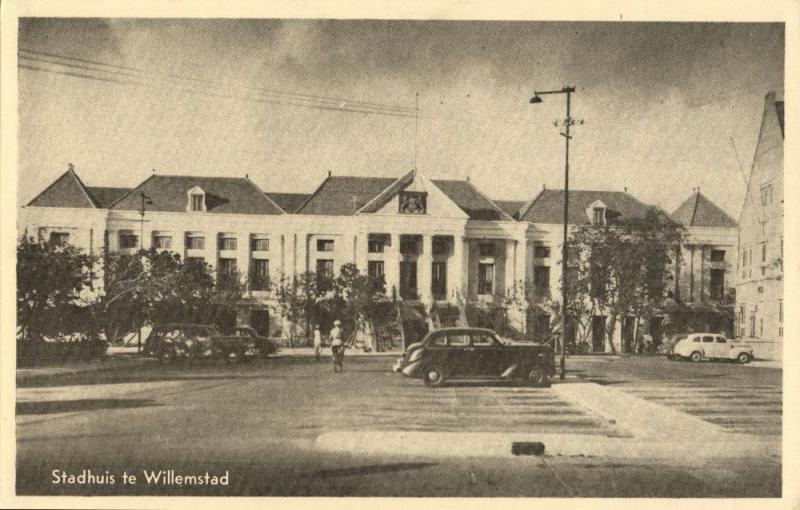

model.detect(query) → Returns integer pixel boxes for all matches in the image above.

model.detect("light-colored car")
[671,333,753,363]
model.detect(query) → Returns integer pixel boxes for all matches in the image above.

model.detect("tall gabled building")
[736,91,784,360]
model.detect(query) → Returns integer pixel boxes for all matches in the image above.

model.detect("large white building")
[19,165,739,352]
[735,91,784,361]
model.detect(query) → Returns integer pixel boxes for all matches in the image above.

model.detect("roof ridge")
[517,188,546,221]
[243,175,286,215]
[295,174,333,214]
[355,170,415,214]
[108,174,157,209]
[458,178,515,221]
[68,167,101,208]
[690,190,700,226]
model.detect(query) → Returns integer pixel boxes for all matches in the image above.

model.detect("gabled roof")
[671,191,737,228]
[86,187,132,208]
[431,180,513,220]
[518,189,653,224]
[265,192,311,213]
[296,176,397,215]
[494,200,526,220]
[27,168,98,208]
[111,175,284,215]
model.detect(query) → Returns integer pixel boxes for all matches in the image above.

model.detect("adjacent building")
[735,91,784,360]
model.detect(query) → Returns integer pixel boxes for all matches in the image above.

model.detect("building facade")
[20,165,740,353]
[735,91,784,361]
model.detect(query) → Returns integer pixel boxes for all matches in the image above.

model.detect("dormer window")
[593,207,606,225]
[187,186,206,212]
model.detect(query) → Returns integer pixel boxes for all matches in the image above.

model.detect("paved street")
[16,355,781,497]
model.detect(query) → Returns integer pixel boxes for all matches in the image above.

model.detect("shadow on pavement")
[16,398,161,415]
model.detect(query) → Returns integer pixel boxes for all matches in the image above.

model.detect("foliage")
[567,208,685,353]
[101,250,215,343]
[272,271,322,345]
[16,236,100,342]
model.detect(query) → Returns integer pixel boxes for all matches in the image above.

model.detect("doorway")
[399,261,418,300]
[622,317,635,353]
[592,316,605,352]
[249,309,270,337]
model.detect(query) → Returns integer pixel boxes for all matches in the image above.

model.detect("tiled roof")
[431,180,513,221]
[296,176,397,215]
[27,169,97,208]
[265,192,311,213]
[519,189,653,224]
[670,191,737,228]
[111,175,284,215]
[86,187,132,208]
[494,200,526,220]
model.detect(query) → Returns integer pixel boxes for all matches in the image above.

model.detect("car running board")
[500,364,519,379]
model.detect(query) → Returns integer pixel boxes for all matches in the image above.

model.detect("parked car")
[233,326,279,358]
[393,327,556,387]
[144,323,250,363]
[670,333,754,363]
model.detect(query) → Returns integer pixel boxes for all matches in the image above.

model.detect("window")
[472,334,494,346]
[190,194,204,212]
[692,337,701,343]
[185,256,204,265]
[316,259,335,290]
[217,258,237,277]
[317,239,334,252]
[49,232,70,245]
[119,231,138,249]
[219,236,237,251]
[479,243,495,257]
[433,334,447,346]
[702,336,714,343]
[710,269,724,300]
[186,234,205,250]
[534,266,550,294]
[368,238,385,253]
[534,246,551,258]
[710,250,725,262]
[759,318,764,337]
[431,261,447,298]
[400,237,418,255]
[153,233,172,249]
[250,259,269,291]
[448,334,470,346]
[715,337,727,344]
[478,263,494,295]
[251,238,269,251]
[761,243,767,262]
[593,207,606,225]
[749,311,756,338]
[432,237,449,256]
[368,260,385,280]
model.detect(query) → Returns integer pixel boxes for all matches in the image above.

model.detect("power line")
[18,48,418,118]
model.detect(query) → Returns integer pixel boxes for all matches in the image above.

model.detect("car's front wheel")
[690,351,703,363]
[422,365,446,387]
[737,352,752,364]
[158,345,177,364]
[526,367,551,388]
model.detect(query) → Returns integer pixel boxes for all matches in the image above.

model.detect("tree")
[567,208,685,353]
[16,236,100,342]
[272,271,321,347]
[101,249,215,343]
[333,263,391,351]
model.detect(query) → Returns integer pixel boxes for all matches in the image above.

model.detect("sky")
[18,19,784,218]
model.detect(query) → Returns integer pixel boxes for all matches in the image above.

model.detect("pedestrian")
[330,319,344,373]
[313,324,323,362]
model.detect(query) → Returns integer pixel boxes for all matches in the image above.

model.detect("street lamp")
[530,85,577,380]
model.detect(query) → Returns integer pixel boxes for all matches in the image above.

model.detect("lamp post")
[530,85,578,380]
[137,191,153,353]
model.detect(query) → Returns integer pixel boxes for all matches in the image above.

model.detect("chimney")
[624,186,628,193]
[328,170,332,178]
[68,162,75,172]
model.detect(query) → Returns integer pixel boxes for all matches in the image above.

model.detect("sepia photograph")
[3,5,792,504]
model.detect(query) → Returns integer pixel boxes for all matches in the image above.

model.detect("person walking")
[313,325,323,361]
[330,319,344,373]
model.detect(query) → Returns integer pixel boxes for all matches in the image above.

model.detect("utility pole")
[137,191,153,353]
[530,86,580,380]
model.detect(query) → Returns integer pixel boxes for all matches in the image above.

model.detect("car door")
[471,332,504,376]
[713,335,728,359]
[445,332,475,377]
[701,335,716,358]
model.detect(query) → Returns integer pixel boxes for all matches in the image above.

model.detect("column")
[236,232,250,288]
[461,237,470,300]
[386,233,400,298]
[504,239,516,298]
[356,231,369,272]
[204,230,217,274]
[450,235,463,302]
[515,238,527,293]
[419,235,433,303]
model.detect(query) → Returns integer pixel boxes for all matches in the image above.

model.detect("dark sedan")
[393,327,555,387]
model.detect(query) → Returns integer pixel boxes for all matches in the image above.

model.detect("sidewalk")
[273,346,401,358]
